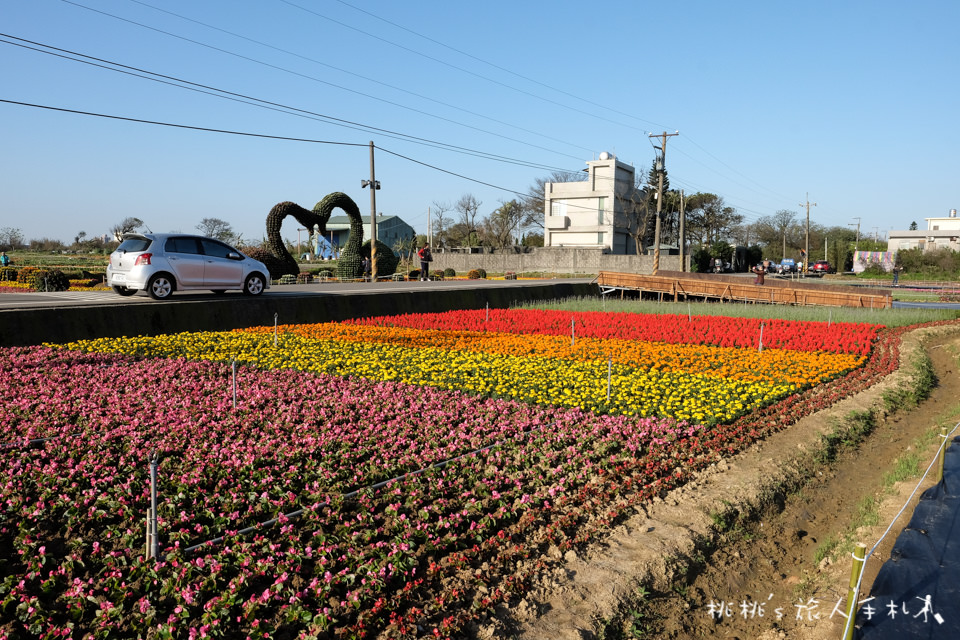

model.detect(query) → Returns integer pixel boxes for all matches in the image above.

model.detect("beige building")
[543,152,641,254]
[887,209,960,253]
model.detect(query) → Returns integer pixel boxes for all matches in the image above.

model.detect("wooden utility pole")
[849,217,861,253]
[679,189,686,272]
[800,193,816,274]
[649,131,679,274]
[361,141,380,281]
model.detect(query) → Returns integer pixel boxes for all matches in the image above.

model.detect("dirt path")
[483,325,960,640]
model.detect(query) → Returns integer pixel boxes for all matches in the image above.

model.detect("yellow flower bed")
[53,328,832,424]
[238,323,863,386]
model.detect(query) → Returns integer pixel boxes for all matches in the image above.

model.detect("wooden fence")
[595,271,892,308]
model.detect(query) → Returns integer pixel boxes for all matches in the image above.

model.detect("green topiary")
[27,269,70,292]
[242,247,287,280]
[262,192,362,280]
[360,240,399,279]
[431,270,444,280]
[443,267,456,277]
[278,274,297,285]
[409,270,421,280]
[476,268,487,279]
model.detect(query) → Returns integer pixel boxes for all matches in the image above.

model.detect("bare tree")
[617,179,655,254]
[455,194,483,247]
[196,217,236,243]
[110,217,144,242]
[0,227,25,251]
[431,200,454,248]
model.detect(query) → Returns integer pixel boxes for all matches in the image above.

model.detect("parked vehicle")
[778,258,797,274]
[810,260,833,275]
[107,233,270,300]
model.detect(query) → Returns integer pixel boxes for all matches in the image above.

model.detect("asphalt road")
[0,277,596,310]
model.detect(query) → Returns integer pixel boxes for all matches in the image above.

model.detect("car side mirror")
[227,252,242,260]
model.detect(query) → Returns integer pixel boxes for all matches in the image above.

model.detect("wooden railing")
[595,271,893,308]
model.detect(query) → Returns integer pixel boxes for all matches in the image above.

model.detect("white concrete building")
[543,152,640,254]
[887,209,960,253]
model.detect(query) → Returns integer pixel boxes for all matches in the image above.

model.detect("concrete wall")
[429,248,687,275]
[0,282,599,347]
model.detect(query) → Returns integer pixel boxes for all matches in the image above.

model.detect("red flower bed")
[349,309,882,355]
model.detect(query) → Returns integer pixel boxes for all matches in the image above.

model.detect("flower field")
[0,309,900,639]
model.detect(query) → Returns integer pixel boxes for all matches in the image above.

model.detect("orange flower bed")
[239,322,863,386]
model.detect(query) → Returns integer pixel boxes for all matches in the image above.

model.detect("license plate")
[112,273,126,282]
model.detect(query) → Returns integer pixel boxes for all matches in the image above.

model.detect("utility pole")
[849,217,861,253]
[679,189,686,272]
[799,193,816,274]
[649,131,679,274]
[361,141,380,281]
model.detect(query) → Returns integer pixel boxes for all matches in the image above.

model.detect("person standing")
[0,252,9,267]
[418,244,432,281]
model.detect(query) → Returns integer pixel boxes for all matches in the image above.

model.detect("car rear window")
[165,237,202,255]
[117,237,152,252]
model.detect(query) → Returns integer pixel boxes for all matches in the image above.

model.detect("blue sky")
[3,0,958,246]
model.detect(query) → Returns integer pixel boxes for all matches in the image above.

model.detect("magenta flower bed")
[0,347,709,638]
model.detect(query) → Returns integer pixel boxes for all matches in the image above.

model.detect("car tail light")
[134,253,152,266]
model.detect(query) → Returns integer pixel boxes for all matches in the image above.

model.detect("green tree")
[753,210,800,260]
[522,232,544,247]
[909,221,918,230]
[482,199,524,249]
[685,193,743,246]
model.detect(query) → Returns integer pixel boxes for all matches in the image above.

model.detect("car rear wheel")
[243,273,266,296]
[112,285,137,297]
[147,274,175,300]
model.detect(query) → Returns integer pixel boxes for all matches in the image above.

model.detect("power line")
[62,2,795,222]
[328,0,672,132]
[0,97,576,212]
[0,34,574,174]
[122,0,599,156]
[0,98,368,146]
[276,0,666,134]
[59,1,586,161]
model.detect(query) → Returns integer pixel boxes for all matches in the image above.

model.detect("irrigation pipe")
[182,421,560,555]
[0,432,83,450]
[840,419,960,639]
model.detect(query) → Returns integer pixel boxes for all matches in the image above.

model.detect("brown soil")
[482,325,960,640]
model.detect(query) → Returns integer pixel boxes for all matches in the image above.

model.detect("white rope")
[841,420,959,638]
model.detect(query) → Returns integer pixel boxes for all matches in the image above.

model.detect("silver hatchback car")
[107,233,270,300]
